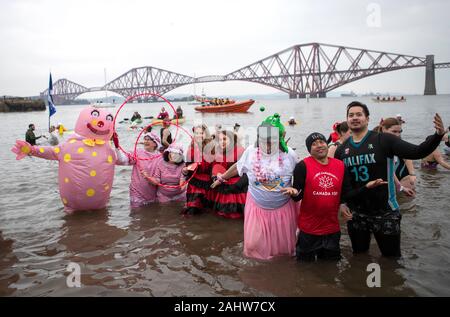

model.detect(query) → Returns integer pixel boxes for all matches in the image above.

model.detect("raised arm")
[328,144,338,158]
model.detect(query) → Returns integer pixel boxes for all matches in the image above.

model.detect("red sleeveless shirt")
[298,156,345,235]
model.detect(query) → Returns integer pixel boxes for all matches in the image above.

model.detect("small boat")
[195,100,255,113]
[151,117,186,126]
[372,96,406,103]
[341,91,357,97]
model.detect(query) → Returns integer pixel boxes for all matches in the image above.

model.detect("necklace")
[253,147,284,185]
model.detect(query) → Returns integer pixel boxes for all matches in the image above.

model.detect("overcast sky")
[1,0,449,97]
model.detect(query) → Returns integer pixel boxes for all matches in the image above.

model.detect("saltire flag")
[48,73,56,117]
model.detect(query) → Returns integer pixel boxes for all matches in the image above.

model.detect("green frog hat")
[260,113,288,153]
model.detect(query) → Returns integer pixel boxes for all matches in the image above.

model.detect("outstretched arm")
[11,140,59,161]
[210,163,238,188]
[281,161,306,202]
[385,113,445,160]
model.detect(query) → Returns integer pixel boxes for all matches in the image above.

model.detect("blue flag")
[48,73,56,117]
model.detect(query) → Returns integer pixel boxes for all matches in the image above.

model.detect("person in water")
[173,105,183,119]
[25,124,42,146]
[421,133,450,170]
[114,132,163,208]
[130,111,142,122]
[47,125,59,146]
[149,144,187,203]
[373,118,416,195]
[160,117,173,150]
[282,132,386,262]
[157,107,169,120]
[210,129,248,219]
[288,117,297,125]
[334,101,445,257]
[213,114,300,260]
[182,124,215,215]
[328,121,351,158]
[444,126,450,155]
[327,122,340,144]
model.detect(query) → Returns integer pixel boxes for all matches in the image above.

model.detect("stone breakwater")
[0,98,45,112]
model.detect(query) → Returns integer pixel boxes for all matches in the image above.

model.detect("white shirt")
[237,145,299,209]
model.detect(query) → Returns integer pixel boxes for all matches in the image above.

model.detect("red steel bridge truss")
[42,43,449,101]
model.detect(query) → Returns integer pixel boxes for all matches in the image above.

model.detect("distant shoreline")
[0,97,45,112]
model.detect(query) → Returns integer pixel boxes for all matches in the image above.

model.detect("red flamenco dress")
[210,146,248,219]
[182,142,214,215]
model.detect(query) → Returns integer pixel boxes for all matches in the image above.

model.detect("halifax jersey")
[335,130,442,216]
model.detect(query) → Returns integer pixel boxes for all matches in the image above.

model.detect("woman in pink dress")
[151,144,186,203]
[212,114,300,260]
[114,132,162,208]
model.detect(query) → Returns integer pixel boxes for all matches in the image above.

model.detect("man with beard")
[334,101,445,257]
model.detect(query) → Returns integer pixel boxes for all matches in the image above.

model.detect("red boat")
[194,99,255,113]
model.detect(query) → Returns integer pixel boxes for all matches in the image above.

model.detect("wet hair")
[336,121,349,135]
[163,151,184,165]
[373,117,401,133]
[346,101,370,117]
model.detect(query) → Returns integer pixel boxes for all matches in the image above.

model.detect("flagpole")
[48,70,51,132]
[47,73,57,132]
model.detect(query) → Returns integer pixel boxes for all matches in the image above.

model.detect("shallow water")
[1,95,449,296]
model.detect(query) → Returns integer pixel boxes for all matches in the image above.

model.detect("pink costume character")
[115,132,163,208]
[11,107,117,213]
[152,144,186,203]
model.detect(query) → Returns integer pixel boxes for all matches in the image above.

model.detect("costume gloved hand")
[11,140,33,160]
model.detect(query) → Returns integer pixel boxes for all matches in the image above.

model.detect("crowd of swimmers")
[376,96,406,101]
[25,100,449,263]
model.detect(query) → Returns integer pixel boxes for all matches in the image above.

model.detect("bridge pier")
[424,55,437,95]
[293,92,327,99]
[308,92,327,98]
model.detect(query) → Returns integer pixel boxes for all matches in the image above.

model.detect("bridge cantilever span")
[224,43,428,98]
[435,63,450,69]
[194,75,226,83]
[102,66,195,99]
[41,78,89,103]
[42,43,450,101]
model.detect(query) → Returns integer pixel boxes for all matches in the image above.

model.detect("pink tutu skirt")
[243,193,299,260]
